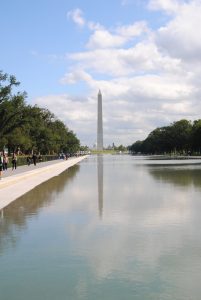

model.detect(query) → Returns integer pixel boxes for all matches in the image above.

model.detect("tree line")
[129,119,201,155]
[0,71,80,155]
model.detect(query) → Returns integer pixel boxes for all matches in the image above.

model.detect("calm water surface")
[1,155,201,300]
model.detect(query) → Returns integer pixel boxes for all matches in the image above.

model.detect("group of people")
[0,153,17,180]
[0,153,9,171]
[59,153,70,160]
[0,152,40,180]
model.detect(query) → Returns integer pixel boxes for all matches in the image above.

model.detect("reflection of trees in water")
[0,165,80,255]
[148,166,201,188]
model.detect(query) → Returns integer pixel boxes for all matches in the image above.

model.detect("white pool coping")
[0,156,87,210]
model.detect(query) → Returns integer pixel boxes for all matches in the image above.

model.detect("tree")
[64,130,80,154]
[0,71,20,104]
[192,120,201,153]
[0,71,81,154]
[129,119,193,155]
[129,140,143,153]
[0,71,28,151]
[171,120,192,153]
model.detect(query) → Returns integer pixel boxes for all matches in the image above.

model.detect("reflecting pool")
[1,155,201,300]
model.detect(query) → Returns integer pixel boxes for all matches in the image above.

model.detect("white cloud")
[156,1,201,61]
[67,8,85,27]
[35,2,201,146]
[86,21,149,49]
[67,8,104,32]
[148,0,183,14]
[116,21,148,38]
[60,70,93,85]
[87,21,103,31]
[87,29,127,49]
[68,40,182,78]
[161,101,193,114]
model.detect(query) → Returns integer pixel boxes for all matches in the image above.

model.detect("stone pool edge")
[0,156,88,210]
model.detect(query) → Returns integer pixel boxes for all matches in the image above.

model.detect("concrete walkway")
[0,156,87,210]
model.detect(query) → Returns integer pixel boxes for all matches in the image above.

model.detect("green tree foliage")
[0,70,27,141]
[64,130,80,154]
[0,71,20,104]
[129,119,195,155]
[192,120,201,153]
[0,71,80,154]
[114,144,127,152]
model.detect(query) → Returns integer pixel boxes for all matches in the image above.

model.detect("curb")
[0,156,87,210]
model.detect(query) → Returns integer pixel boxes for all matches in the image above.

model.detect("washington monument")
[97,90,103,150]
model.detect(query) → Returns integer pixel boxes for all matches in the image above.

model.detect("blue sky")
[1,0,161,97]
[1,0,201,147]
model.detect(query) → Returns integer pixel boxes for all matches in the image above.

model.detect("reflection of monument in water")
[97,90,103,151]
[97,90,104,217]
[97,155,103,218]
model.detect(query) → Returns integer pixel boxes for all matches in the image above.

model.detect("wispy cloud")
[148,0,182,14]
[67,8,85,27]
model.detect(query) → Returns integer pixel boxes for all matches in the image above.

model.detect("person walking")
[27,155,31,166]
[3,154,9,170]
[0,152,3,180]
[32,153,37,166]
[12,153,17,170]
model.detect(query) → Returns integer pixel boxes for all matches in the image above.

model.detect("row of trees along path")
[129,119,201,155]
[0,71,80,155]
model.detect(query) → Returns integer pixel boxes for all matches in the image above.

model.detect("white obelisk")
[97,90,103,150]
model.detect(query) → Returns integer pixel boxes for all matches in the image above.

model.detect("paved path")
[1,158,69,178]
[0,156,87,210]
